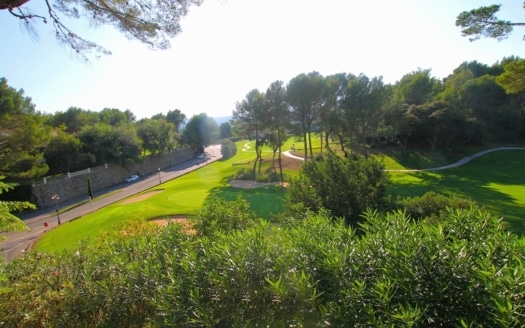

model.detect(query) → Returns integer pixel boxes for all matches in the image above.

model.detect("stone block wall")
[32,147,194,208]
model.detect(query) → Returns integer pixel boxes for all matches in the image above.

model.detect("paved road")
[1,145,222,263]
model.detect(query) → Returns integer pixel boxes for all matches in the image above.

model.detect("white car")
[125,174,139,182]
[197,154,205,159]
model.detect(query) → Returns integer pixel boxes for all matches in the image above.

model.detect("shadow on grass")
[380,147,450,169]
[205,184,287,221]
[389,151,525,234]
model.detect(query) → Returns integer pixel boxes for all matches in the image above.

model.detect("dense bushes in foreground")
[1,204,524,327]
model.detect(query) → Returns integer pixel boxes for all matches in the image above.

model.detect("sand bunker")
[121,190,163,204]
[149,214,196,234]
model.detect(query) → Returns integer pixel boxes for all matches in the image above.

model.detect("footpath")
[282,147,525,171]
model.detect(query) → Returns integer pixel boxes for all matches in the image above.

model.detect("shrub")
[234,167,255,180]
[1,202,524,327]
[254,167,281,183]
[286,152,390,224]
[220,138,237,159]
[189,195,258,237]
[393,191,479,222]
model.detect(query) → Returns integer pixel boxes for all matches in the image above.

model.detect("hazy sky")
[1,0,524,120]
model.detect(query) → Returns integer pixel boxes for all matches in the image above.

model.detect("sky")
[1,0,524,120]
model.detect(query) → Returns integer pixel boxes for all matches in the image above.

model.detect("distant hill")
[213,116,232,125]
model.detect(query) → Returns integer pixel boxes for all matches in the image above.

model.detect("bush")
[234,168,255,180]
[254,167,282,183]
[189,195,258,237]
[286,152,390,224]
[1,202,524,327]
[220,138,237,159]
[393,191,479,222]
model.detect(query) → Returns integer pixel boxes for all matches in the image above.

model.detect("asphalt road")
[1,145,222,263]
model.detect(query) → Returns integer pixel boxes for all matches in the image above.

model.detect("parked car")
[125,174,139,182]
[197,153,205,159]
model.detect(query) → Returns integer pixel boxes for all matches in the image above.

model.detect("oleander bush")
[1,198,524,327]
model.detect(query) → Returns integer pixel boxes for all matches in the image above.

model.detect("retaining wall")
[32,147,194,208]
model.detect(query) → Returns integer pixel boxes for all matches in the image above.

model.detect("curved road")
[1,145,222,263]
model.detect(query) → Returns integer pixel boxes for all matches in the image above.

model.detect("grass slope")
[36,139,525,252]
[385,150,525,233]
[36,142,287,252]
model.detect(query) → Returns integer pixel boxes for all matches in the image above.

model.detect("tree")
[287,71,326,160]
[113,123,142,164]
[286,152,389,224]
[46,107,100,134]
[0,77,50,181]
[219,122,232,139]
[265,80,289,183]
[342,74,388,157]
[77,122,141,165]
[456,3,525,41]
[380,105,413,154]
[182,113,219,150]
[406,101,467,151]
[136,118,176,155]
[44,130,82,174]
[393,69,442,106]
[497,59,525,94]
[322,73,348,152]
[0,176,34,240]
[99,108,133,126]
[232,89,267,175]
[3,0,204,60]
[166,109,187,133]
[438,66,476,107]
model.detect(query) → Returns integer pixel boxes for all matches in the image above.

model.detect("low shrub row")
[1,200,524,327]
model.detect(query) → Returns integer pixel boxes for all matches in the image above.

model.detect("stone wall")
[32,147,194,208]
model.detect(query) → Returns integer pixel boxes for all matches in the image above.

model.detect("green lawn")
[385,150,525,234]
[36,139,525,252]
[36,141,287,252]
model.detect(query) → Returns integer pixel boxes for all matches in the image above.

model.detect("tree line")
[231,57,525,181]
[0,77,227,185]
[2,55,523,185]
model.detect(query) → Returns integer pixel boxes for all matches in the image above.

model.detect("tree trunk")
[278,147,284,184]
[319,130,323,153]
[253,131,260,177]
[427,134,438,151]
[324,129,331,151]
[302,124,308,162]
[257,146,263,175]
[277,128,284,184]
[338,134,345,152]
[362,122,368,159]
[398,136,408,154]
[308,129,314,158]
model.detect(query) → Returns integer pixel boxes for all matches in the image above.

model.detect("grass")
[36,141,288,252]
[386,150,525,234]
[36,138,525,252]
